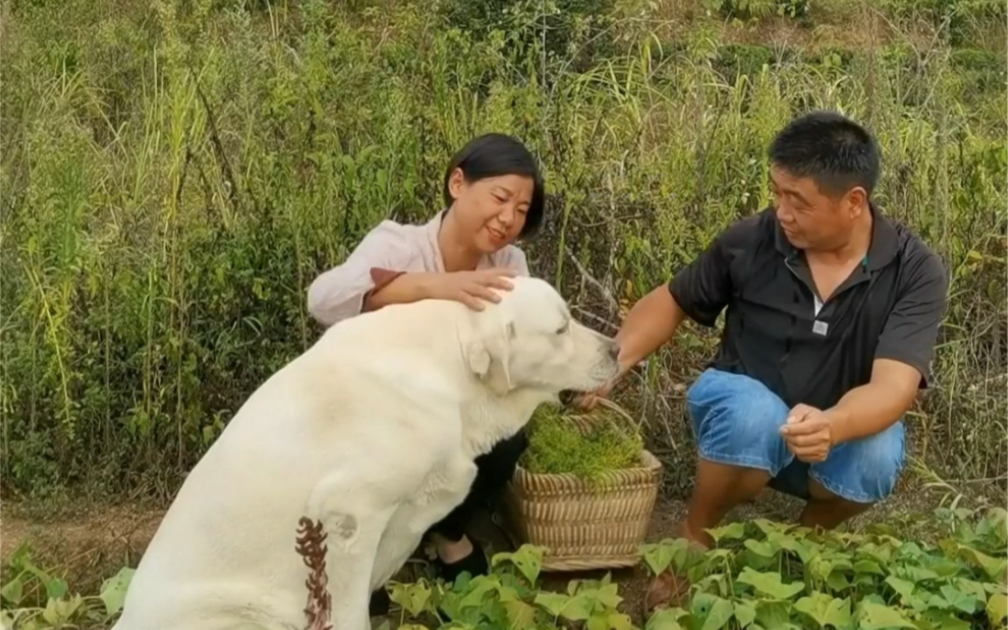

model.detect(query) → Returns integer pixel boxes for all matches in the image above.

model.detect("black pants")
[369,429,528,616]
[425,428,529,542]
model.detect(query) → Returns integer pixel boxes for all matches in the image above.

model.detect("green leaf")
[99,567,135,616]
[734,599,757,627]
[768,531,810,560]
[492,546,545,584]
[856,601,917,629]
[706,522,746,544]
[533,590,568,615]
[752,519,793,538]
[853,559,884,576]
[388,579,432,617]
[0,575,24,606]
[825,570,850,593]
[958,544,1008,582]
[986,592,1007,625]
[642,541,678,576]
[503,599,536,628]
[755,600,796,628]
[53,594,84,620]
[901,564,939,584]
[736,567,804,600]
[41,576,69,601]
[645,607,690,630]
[884,575,916,604]
[573,580,623,609]
[696,573,729,597]
[588,610,635,630]
[938,583,979,614]
[794,591,852,629]
[744,539,777,558]
[560,593,595,621]
[953,578,988,604]
[643,539,694,576]
[41,598,63,626]
[691,593,734,630]
[916,611,971,630]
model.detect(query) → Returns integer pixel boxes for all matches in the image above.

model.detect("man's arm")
[825,358,922,444]
[828,250,950,444]
[613,287,689,376]
[615,218,749,371]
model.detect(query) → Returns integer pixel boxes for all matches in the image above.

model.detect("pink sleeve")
[306,222,416,327]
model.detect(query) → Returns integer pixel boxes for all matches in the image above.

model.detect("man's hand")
[779,404,837,463]
[567,380,615,412]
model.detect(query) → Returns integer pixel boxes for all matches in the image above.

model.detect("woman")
[306,132,545,613]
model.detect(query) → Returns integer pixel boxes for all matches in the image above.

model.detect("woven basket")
[502,409,663,572]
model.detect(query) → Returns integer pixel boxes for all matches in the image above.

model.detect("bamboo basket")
[502,401,663,571]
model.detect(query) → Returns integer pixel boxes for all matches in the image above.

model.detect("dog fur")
[111,276,619,630]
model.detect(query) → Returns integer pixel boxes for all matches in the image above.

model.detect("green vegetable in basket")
[521,403,643,481]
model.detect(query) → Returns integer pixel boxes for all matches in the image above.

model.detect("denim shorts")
[687,368,906,503]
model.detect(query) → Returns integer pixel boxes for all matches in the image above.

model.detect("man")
[581,111,948,554]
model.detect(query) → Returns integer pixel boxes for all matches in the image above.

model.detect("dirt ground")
[0,476,970,626]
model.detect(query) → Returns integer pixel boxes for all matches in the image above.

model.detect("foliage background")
[1,0,1005,501]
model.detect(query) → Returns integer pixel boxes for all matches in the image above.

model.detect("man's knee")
[687,369,792,474]
[810,421,906,503]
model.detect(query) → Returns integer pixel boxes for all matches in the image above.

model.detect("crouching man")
[580,111,948,572]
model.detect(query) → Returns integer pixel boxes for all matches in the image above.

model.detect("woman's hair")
[442,133,545,239]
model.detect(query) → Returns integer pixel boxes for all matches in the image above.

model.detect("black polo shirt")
[669,206,949,411]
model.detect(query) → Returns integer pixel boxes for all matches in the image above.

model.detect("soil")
[0,476,973,627]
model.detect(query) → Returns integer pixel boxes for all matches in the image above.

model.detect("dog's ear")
[466,319,515,396]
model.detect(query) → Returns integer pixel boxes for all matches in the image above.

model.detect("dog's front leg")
[306,474,396,630]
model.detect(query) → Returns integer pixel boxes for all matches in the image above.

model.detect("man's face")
[770,164,864,251]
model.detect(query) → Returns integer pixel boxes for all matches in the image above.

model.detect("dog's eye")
[556,322,569,335]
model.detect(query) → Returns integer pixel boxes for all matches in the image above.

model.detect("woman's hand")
[427,268,518,311]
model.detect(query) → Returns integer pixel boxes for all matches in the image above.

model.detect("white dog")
[111,276,619,630]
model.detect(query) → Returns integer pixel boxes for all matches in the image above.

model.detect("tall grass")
[1,0,1004,501]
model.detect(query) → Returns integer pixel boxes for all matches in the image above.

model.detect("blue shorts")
[687,368,906,504]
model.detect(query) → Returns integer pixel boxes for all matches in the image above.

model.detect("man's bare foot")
[644,522,710,612]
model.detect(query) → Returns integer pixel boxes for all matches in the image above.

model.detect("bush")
[702,0,812,20]
[436,0,619,68]
[1,0,1004,500]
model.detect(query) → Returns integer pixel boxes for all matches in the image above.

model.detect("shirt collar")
[773,202,899,271]
[425,209,448,273]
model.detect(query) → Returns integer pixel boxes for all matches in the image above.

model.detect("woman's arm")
[362,271,438,311]
[306,222,419,327]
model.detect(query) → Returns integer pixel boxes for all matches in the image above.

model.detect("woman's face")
[447,169,534,253]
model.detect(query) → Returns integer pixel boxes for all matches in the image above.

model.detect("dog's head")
[463,276,620,397]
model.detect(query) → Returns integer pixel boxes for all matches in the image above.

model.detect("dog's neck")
[448,308,556,458]
[458,386,554,459]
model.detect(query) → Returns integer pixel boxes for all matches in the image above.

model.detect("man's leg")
[681,369,794,548]
[801,420,906,529]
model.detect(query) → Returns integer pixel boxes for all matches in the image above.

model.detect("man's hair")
[768,111,881,199]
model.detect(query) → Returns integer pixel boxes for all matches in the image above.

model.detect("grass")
[0,0,1005,504]
[522,403,645,480]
